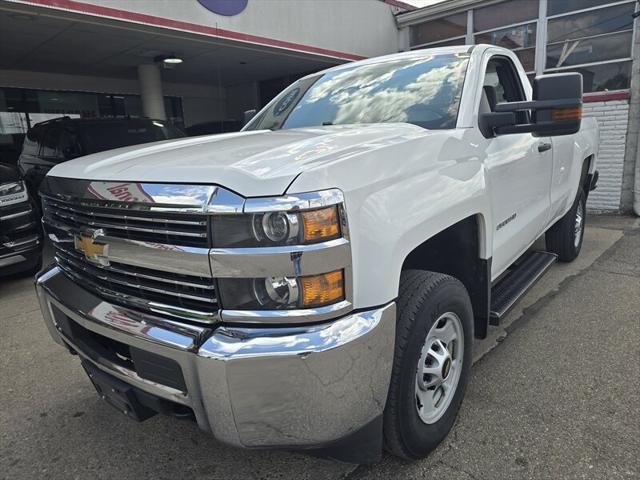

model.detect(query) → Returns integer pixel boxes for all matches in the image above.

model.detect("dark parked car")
[18,117,185,196]
[0,163,42,277]
[185,120,241,136]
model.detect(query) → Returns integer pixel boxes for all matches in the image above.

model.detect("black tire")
[383,270,473,460]
[545,188,586,262]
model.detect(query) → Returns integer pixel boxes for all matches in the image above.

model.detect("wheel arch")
[400,214,491,339]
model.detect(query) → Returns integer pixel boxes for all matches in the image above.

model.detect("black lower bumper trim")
[80,359,194,421]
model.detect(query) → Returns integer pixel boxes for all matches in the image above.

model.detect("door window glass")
[481,57,527,123]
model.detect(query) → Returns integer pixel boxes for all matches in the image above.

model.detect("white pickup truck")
[36,45,598,463]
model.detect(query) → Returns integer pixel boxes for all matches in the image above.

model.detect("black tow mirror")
[486,73,583,137]
[243,109,257,126]
[530,73,582,136]
[479,111,516,136]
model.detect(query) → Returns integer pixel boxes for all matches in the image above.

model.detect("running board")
[489,251,558,325]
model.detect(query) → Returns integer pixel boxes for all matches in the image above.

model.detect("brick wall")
[582,95,630,212]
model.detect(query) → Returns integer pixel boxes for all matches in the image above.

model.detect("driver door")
[481,56,553,278]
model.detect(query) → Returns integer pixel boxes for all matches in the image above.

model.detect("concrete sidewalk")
[0,215,638,480]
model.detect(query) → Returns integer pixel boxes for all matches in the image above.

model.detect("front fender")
[288,129,492,309]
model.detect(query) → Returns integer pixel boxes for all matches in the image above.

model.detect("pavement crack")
[2,307,42,321]
[589,267,640,279]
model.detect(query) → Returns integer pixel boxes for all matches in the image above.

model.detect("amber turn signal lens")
[301,206,340,242]
[552,106,582,121]
[301,270,344,308]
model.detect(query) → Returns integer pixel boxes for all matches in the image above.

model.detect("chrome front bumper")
[36,265,395,449]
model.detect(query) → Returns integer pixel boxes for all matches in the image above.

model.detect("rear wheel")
[384,270,473,459]
[546,188,586,262]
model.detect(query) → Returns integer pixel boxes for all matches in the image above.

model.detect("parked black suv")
[18,117,185,196]
[0,163,42,277]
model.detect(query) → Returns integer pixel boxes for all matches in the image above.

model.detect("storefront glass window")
[410,12,467,46]
[547,2,636,43]
[475,23,536,71]
[545,2,635,91]
[35,91,99,118]
[475,23,536,50]
[124,96,143,117]
[547,0,624,17]
[546,30,633,69]
[473,0,538,32]
[555,61,632,93]
[0,88,29,164]
[514,48,536,73]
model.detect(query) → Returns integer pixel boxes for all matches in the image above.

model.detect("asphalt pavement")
[1,215,638,480]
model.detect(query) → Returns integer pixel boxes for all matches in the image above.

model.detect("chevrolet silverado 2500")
[36,45,599,463]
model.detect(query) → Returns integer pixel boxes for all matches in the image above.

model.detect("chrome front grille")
[40,183,219,323]
[52,241,218,322]
[42,195,209,247]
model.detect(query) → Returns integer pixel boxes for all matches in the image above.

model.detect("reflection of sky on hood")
[141,184,215,205]
[283,54,468,130]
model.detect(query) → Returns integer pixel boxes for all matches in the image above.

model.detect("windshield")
[246,53,469,131]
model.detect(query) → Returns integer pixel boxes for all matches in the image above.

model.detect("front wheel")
[546,188,586,262]
[384,270,473,459]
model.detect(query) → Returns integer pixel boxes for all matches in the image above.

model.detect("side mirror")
[243,109,257,126]
[530,73,582,136]
[485,73,583,137]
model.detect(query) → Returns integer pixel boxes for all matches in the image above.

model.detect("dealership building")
[0,0,639,213]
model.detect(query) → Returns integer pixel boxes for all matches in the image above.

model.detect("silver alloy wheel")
[574,198,585,249]
[415,312,464,424]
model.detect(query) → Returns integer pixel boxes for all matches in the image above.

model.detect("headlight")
[218,270,345,310]
[0,181,29,207]
[214,189,349,314]
[212,205,341,247]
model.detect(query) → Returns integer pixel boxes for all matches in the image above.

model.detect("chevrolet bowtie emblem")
[74,231,109,266]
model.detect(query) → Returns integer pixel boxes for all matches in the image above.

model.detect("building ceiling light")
[155,55,183,65]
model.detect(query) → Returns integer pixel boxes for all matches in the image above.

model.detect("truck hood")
[48,123,426,197]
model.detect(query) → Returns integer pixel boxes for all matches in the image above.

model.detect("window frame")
[476,53,530,137]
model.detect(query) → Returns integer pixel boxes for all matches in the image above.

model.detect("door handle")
[538,142,552,153]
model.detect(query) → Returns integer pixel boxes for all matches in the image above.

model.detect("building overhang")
[0,0,350,88]
[397,0,504,26]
